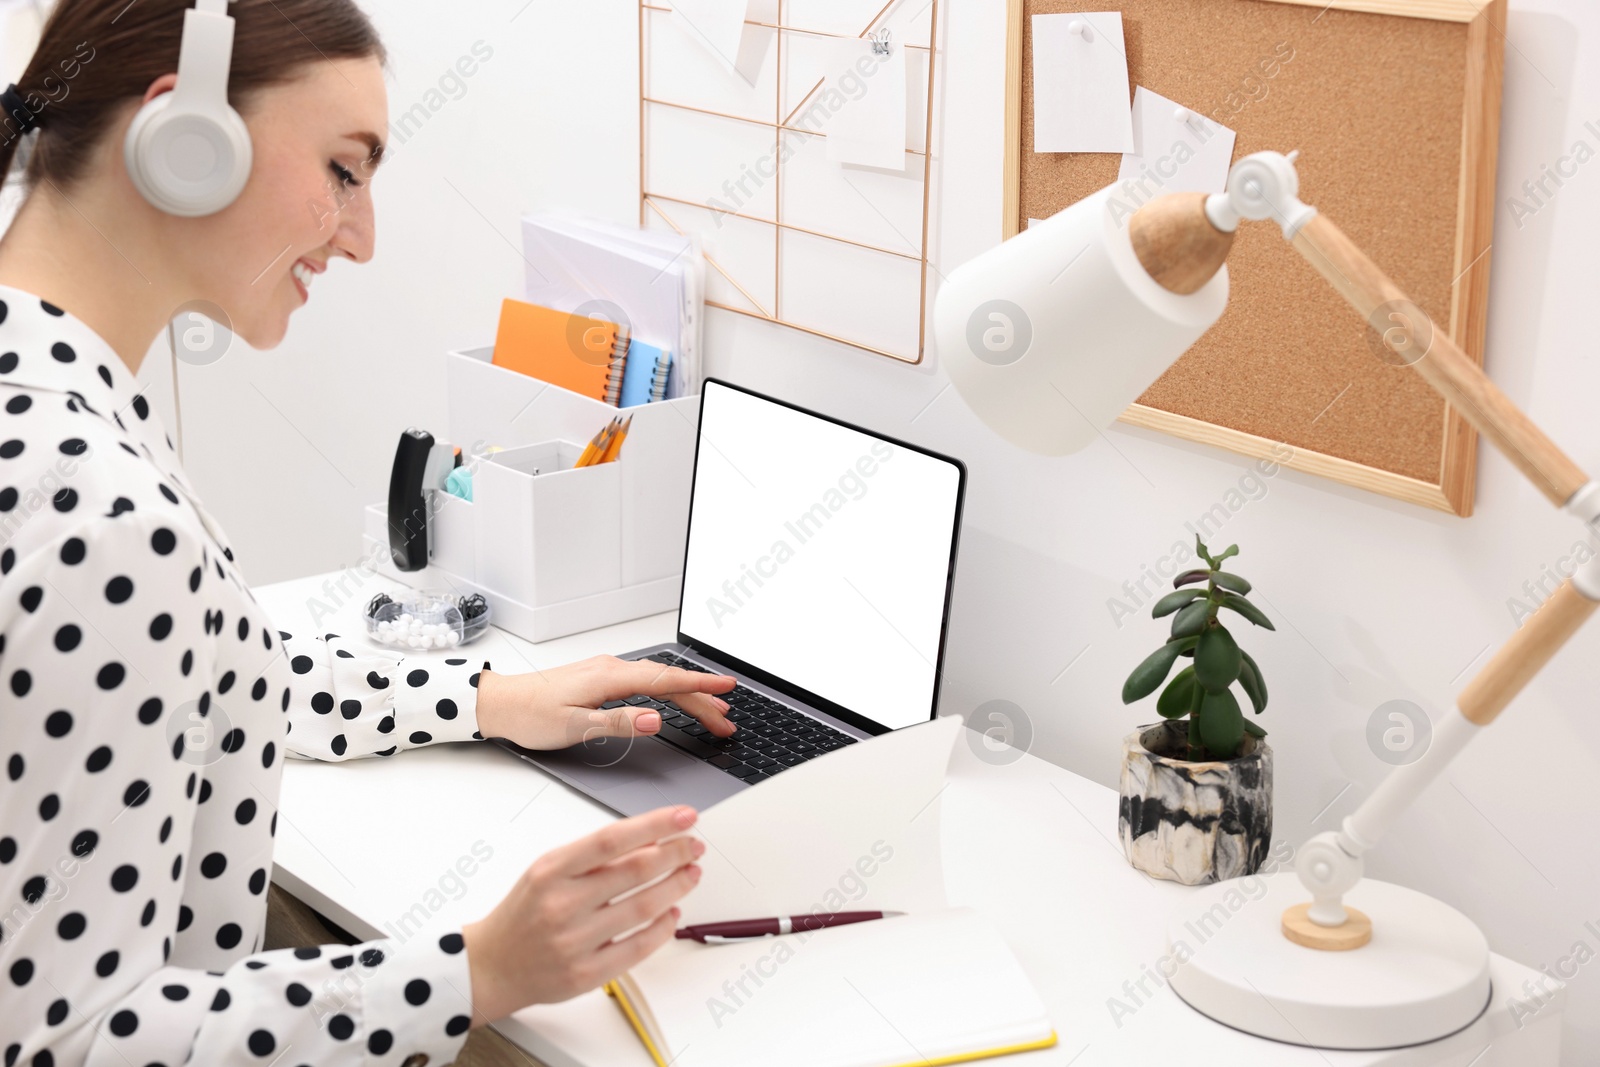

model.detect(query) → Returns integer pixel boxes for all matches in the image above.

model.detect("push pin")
[1067,19,1094,42]
[1174,106,1199,126]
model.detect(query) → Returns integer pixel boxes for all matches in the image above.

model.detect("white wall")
[142,0,1600,1059]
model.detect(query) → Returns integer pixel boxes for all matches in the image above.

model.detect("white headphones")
[123,0,251,216]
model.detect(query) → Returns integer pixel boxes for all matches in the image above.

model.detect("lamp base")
[1166,872,1491,1050]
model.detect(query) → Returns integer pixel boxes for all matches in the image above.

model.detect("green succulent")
[1121,537,1274,761]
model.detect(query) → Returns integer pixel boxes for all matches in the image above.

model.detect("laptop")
[496,378,967,816]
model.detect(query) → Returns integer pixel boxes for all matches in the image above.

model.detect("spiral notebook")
[491,297,627,404]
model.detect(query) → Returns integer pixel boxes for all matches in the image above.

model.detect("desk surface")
[260,571,1560,1067]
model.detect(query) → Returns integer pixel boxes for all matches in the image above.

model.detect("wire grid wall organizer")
[638,0,940,364]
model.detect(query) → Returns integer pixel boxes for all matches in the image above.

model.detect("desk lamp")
[934,151,1599,1049]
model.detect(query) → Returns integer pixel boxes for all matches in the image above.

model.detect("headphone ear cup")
[124,92,252,217]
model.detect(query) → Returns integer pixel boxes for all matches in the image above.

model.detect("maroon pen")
[676,911,903,943]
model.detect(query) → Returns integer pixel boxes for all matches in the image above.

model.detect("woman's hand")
[475,656,738,751]
[462,805,704,1022]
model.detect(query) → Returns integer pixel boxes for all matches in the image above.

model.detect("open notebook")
[604,716,1057,1067]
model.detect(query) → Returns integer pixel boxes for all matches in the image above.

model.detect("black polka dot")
[446,1014,471,1036]
[329,954,353,969]
[251,677,268,701]
[0,837,14,863]
[171,855,182,880]
[9,670,30,697]
[108,496,134,517]
[200,853,226,878]
[261,742,276,768]
[180,649,193,676]
[96,662,126,689]
[284,982,311,1007]
[367,1029,393,1055]
[149,613,173,640]
[436,698,458,719]
[58,538,85,565]
[50,342,75,363]
[160,484,180,505]
[188,566,201,592]
[57,912,86,939]
[123,780,150,807]
[9,958,33,986]
[177,905,193,931]
[247,1029,274,1056]
[132,394,150,420]
[211,988,231,1011]
[110,865,138,892]
[0,487,14,509]
[215,923,242,949]
[6,754,20,780]
[52,487,77,512]
[48,998,69,1025]
[290,655,313,674]
[248,868,266,894]
[220,728,245,753]
[150,527,176,555]
[70,830,97,857]
[327,1014,355,1040]
[53,625,81,652]
[404,978,431,1005]
[159,816,172,842]
[22,875,46,903]
[38,794,59,820]
[106,1009,137,1037]
[85,746,112,772]
[0,350,14,373]
[105,576,133,603]
[377,716,395,734]
[138,697,163,725]
[0,439,22,459]
[162,983,189,1000]
[359,948,384,967]
[407,669,430,687]
[197,780,211,804]
[330,735,347,756]
[2,395,25,415]
[58,438,86,456]
[19,586,41,612]
[95,951,118,978]
[409,731,433,745]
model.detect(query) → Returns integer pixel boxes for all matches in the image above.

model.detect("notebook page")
[627,907,1054,1067]
[677,715,962,926]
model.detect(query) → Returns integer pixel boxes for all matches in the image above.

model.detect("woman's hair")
[0,0,385,190]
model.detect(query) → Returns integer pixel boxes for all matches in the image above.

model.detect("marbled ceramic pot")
[1118,721,1273,885]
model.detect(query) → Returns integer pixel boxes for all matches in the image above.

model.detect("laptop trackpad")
[514,735,746,817]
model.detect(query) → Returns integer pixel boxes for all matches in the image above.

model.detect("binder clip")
[868,27,892,56]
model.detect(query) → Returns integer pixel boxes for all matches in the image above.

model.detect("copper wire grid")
[638,0,940,363]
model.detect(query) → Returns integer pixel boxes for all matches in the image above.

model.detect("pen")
[676,911,902,943]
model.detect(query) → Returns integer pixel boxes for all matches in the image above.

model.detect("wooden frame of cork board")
[1003,0,1506,516]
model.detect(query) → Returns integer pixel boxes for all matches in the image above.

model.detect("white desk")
[260,572,1563,1067]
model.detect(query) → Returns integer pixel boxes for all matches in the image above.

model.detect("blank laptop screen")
[677,380,964,732]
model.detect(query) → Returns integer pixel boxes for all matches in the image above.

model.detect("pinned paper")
[821,37,908,171]
[674,0,769,84]
[1118,87,1238,195]
[1031,12,1134,154]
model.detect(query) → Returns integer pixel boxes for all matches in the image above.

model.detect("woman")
[0,1,741,1063]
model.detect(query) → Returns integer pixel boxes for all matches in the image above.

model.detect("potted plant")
[1118,538,1275,885]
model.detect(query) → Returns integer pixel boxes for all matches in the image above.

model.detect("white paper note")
[1118,86,1238,195]
[1032,11,1134,153]
[674,0,767,84]
[821,38,908,171]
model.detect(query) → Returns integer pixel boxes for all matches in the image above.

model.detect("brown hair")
[0,0,385,190]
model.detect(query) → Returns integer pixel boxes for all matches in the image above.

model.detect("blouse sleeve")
[0,514,475,1066]
[275,630,487,762]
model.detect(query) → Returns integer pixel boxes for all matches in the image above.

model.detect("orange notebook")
[491,298,627,403]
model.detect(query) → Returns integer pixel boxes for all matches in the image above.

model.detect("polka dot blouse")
[1,287,488,1066]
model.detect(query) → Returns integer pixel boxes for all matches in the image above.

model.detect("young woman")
[0,1,740,1063]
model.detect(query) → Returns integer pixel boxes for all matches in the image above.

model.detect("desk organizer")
[364,346,699,642]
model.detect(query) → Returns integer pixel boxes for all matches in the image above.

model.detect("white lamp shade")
[933,186,1228,455]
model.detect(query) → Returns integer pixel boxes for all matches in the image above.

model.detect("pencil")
[576,417,617,468]
[599,414,632,464]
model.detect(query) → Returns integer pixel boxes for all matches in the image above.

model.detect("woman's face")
[170,56,388,348]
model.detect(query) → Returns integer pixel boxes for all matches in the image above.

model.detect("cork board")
[1004,0,1506,515]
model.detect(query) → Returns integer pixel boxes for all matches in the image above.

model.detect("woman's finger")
[542,806,697,878]
[622,661,736,701]
[665,691,736,737]
[580,835,704,905]
[589,906,682,984]
[584,863,701,946]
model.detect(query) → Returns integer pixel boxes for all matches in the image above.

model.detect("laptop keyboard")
[602,650,858,784]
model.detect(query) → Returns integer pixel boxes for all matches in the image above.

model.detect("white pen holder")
[363,346,699,642]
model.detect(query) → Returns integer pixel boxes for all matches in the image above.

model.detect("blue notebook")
[620,340,673,406]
